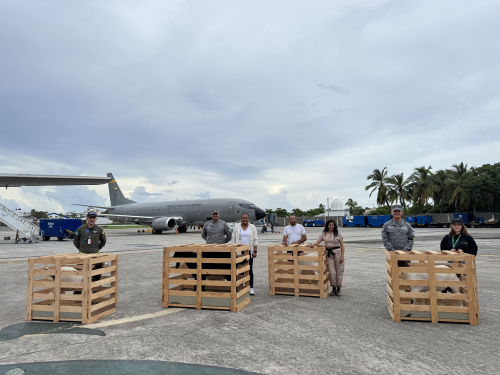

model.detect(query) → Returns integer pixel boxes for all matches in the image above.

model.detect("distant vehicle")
[302,219,324,227]
[39,219,83,241]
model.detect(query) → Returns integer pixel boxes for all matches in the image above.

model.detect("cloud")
[131,186,162,201]
[263,187,293,210]
[167,180,179,186]
[195,191,211,199]
[21,186,108,213]
[316,83,349,95]
[0,194,23,211]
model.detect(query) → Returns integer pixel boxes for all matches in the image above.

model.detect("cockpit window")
[239,203,256,209]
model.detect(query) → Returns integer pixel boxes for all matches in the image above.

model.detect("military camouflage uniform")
[381,219,414,251]
[73,223,106,254]
[202,220,231,244]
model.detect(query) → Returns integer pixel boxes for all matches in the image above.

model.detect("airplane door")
[228,202,234,214]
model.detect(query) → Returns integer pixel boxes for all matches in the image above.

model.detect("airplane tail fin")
[107,173,136,206]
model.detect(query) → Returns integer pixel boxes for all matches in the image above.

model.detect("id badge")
[88,239,91,245]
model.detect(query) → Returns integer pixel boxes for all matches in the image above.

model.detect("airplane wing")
[95,213,155,220]
[72,203,114,210]
[0,174,112,188]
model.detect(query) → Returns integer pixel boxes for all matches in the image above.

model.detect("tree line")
[348,162,500,215]
[266,205,326,218]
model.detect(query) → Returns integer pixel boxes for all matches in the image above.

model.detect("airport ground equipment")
[163,244,251,312]
[454,212,474,224]
[39,219,83,241]
[367,215,391,227]
[342,215,368,227]
[406,216,417,225]
[302,219,324,227]
[268,244,329,298]
[417,215,433,226]
[386,250,478,325]
[0,202,43,243]
[26,253,118,324]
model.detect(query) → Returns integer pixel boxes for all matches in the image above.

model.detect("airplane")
[74,173,267,234]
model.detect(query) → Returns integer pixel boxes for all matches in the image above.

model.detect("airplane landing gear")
[177,226,187,233]
[152,229,163,234]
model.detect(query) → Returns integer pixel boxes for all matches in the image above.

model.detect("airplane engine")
[151,217,177,231]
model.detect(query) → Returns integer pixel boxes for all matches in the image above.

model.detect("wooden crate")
[386,250,479,325]
[26,253,118,324]
[268,244,330,298]
[162,244,251,312]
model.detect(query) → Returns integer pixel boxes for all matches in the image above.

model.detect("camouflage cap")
[391,205,403,211]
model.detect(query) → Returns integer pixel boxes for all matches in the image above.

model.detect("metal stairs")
[0,203,43,243]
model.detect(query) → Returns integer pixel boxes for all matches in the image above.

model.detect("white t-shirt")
[239,227,251,245]
[284,224,306,245]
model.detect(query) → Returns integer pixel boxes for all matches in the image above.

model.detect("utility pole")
[327,198,329,219]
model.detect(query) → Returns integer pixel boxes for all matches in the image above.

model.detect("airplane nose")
[255,207,266,220]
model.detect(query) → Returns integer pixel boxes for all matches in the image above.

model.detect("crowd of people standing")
[199,205,479,297]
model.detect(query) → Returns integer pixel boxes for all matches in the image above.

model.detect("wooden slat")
[91,298,116,312]
[428,254,438,323]
[53,259,62,322]
[91,276,116,288]
[91,265,115,276]
[91,287,115,300]
[59,305,84,313]
[400,304,431,312]
[26,258,35,321]
[390,254,401,322]
[466,260,478,325]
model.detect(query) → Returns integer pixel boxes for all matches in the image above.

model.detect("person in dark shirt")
[440,218,478,256]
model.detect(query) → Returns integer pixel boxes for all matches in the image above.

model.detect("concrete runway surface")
[0,226,499,374]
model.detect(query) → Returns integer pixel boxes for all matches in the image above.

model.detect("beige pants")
[327,249,344,288]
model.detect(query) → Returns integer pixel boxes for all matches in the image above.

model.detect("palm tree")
[412,166,434,205]
[387,173,412,214]
[365,168,391,209]
[432,169,449,213]
[345,198,357,215]
[448,162,472,211]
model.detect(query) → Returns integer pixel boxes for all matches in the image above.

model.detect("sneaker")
[250,288,255,295]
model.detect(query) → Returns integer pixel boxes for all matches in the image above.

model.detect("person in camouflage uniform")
[381,205,414,252]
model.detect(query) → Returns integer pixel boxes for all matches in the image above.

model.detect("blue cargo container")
[342,216,368,227]
[39,219,83,241]
[477,217,484,223]
[417,215,433,226]
[367,215,392,227]
[454,213,474,224]
[406,216,417,225]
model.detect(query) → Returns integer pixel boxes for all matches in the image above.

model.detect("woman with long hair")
[231,213,259,295]
[440,218,478,256]
[310,219,345,296]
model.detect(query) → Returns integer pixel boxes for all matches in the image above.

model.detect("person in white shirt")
[231,213,258,295]
[282,214,307,245]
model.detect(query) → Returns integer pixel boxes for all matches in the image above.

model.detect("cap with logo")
[87,211,97,217]
[212,209,220,214]
[451,218,463,224]
[391,205,403,211]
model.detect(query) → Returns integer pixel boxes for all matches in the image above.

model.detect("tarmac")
[0,226,499,374]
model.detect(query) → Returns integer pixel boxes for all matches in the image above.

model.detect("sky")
[1,0,500,213]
